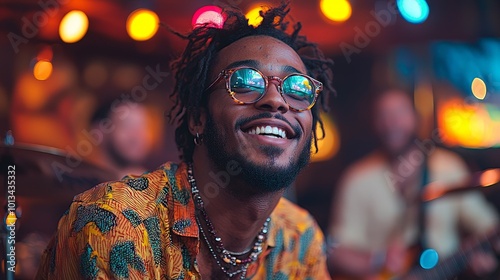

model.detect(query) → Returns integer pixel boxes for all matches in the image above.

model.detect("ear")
[188,107,207,136]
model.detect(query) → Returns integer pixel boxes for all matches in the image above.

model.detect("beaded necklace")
[187,163,270,279]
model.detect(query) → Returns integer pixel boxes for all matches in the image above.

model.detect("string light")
[397,0,429,24]
[59,10,89,43]
[33,60,53,81]
[320,0,352,22]
[192,6,225,29]
[246,4,269,27]
[126,9,159,41]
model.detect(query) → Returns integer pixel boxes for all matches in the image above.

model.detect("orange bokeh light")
[480,169,500,187]
[438,98,500,148]
[33,60,53,81]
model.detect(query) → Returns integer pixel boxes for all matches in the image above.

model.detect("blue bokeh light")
[420,248,439,269]
[397,0,430,24]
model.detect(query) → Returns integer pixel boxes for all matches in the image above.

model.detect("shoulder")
[428,147,469,184]
[429,147,465,164]
[339,151,387,189]
[269,199,328,269]
[72,162,181,218]
[270,198,324,242]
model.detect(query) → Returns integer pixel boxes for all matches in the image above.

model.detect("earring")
[194,132,203,146]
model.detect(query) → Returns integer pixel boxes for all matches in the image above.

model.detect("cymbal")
[0,143,116,199]
[0,143,119,279]
[422,168,500,202]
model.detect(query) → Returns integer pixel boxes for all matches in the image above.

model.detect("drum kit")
[0,133,117,279]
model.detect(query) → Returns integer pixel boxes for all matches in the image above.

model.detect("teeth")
[272,127,279,136]
[246,125,287,139]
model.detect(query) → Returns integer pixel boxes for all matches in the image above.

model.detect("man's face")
[108,104,151,166]
[374,90,417,155]
[201,35,314,192]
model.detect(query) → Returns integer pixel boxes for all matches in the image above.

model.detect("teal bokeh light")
[420,248,439,269]
[397,0,430,24]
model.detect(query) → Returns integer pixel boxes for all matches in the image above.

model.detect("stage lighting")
[471,77,487,100]
[397,0,429,24]
[192,6,224,29]
[127,9,159,41]
[59,10,89,43]
[320,0,352,23]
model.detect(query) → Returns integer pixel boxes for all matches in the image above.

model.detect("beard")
[203,112,311,195]
[380,132,419,158]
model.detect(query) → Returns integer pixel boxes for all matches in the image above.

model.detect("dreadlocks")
[169,2,334,161]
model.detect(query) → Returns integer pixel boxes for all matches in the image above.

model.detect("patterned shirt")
[36,162,330,279]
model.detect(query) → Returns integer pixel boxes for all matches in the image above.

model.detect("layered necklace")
[187,163,271,279]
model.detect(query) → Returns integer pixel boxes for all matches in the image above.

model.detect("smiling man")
[37,3,334,280]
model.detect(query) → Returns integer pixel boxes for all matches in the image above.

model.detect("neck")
[384,143,427,191]
[100,149,145,178]
[191,152,284,253]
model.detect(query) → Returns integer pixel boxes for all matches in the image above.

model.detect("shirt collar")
[165,162,199,238]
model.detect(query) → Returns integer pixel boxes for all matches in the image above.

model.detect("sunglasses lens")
[282,75,315,110]
[229,68,265,103]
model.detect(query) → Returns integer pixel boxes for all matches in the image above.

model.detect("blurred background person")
[327,88,499,279]
[89,99,157,179]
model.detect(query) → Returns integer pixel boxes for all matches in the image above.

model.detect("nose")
[254,79,289,113]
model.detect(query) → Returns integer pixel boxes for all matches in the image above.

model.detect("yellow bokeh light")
[471,77,487,100]
[320,0,352,22]
[59,10,89,43]
[127,9,159,41]
[33,60,53,81]
[6,212,17,226]
[246,5,269,27]
[438,99,500,148]
[311,112,340,162]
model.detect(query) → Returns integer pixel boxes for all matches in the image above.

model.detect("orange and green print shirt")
[36,162,330,279]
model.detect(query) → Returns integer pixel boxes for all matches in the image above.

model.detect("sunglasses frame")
[206,66,323,112]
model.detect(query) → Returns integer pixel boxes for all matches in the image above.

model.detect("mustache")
[234,112,302,137]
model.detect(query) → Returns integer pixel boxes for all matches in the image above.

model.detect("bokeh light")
[420,248,439,269]
[311,112,340,162]
[471,77,487,100]
[59,10,89,43]
[397,0,429,24]
[33,60,53,81]
[480,169,500,187]
[320,0,352,22]
[192,6,225,29]
[126,9,159,41]
[246,4,269,27]
[6,212,17,226]
[438,99,500,148]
